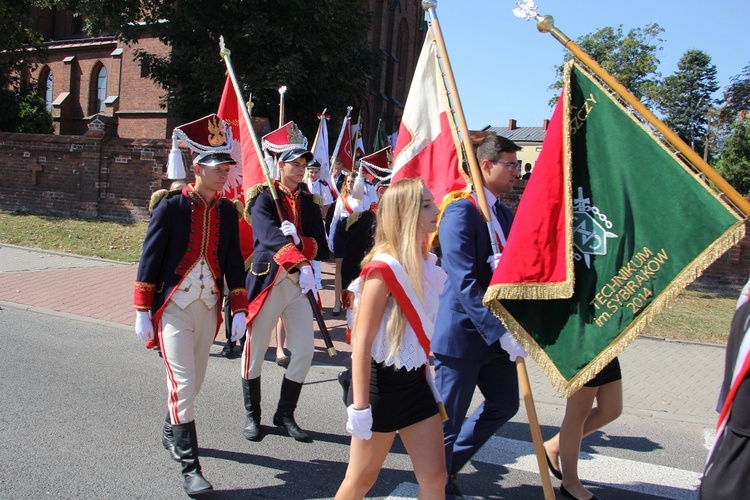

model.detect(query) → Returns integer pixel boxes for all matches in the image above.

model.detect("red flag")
[337,116,353,171]
[391,32,465,204]
[217,76,261,261]
[488,93,572,297]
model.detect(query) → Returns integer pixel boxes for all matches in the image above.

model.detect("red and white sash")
[360,254,447,420]
[708,327,750,462]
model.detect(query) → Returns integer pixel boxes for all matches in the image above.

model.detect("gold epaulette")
[246,183,268,204]
[312,193,324,208]
[232,199,244,216]
[244,183,269,226]
[149,188,182,211]
[346,210,366,230]
[431,188,474,248]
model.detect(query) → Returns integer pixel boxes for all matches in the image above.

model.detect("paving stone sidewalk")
[0,243,726,425]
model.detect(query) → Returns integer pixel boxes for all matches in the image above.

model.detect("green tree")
[715,120,750,196]
[720,62,750,125]
[549,23,665,106]
[0,0,54,133]
[66,0,376,135]
[655,49,719,154]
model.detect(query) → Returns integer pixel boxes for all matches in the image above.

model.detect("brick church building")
[26,1,426,144]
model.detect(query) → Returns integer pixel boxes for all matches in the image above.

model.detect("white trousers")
[159,300,217,424]
[241,269,314,383]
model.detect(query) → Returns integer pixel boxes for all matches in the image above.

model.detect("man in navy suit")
[432,133,527,499]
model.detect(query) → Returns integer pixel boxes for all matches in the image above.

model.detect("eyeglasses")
[494,160,518,169]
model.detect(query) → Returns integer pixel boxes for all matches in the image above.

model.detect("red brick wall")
[1,135,746,285]
[0,131,190,221]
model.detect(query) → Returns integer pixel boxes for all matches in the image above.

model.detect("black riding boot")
[220,340,235,357]
[242,377,262,441]
[272,377,311,442]
[161,412,179,462]
[171,421,213,496]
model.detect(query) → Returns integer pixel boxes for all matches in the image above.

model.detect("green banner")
[486,62,744,396]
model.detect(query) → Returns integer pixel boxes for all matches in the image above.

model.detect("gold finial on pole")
[278,85,287,128]
[513,1,750,216]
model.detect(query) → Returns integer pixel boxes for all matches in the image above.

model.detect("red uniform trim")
[228,287,249,314]
[134,281,156,310]
[299,236,318,261]
[274,243,308,271]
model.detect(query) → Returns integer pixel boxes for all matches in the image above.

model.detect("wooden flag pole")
[422,2,555,499]
[278,86,287,128]
[526,10,750,217]
[219,37,336,357]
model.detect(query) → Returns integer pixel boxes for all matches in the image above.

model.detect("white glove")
[299,265,317,297]
[499,333,527,361]
[230,312,247,342]
[328,238,334,253]
[280,220,301,245]
[486,252,502,272]
[351,175,365,200]
[135,310,154,343]
[346,404,373,440]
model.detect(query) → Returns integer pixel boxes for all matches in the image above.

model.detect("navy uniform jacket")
[432,196,513,360]
[134,186,248,347]
[245,181,329,323]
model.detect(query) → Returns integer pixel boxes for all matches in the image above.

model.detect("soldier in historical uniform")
[240,122,329,443]
[134,114,248,495]
[306,159,334,290]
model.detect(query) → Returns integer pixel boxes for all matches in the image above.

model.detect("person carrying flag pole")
[219,39,333,444]
[390,2,552,498]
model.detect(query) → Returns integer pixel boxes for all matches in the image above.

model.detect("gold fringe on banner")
[483,61,747,398]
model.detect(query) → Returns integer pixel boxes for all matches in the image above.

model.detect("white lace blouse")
[347,253,447,370]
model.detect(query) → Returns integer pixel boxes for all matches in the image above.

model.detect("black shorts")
[584,357,622,387]
[347,360,438,433]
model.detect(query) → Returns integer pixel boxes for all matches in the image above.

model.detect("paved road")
[0,243,731,498]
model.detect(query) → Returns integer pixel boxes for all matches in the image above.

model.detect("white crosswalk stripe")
[386,435,702,499]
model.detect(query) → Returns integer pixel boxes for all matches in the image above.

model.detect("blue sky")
[434,0,748,130]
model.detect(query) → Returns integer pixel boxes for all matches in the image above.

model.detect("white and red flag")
[216,76,261,261]
[391,31,465,204]
[336,115,353,171]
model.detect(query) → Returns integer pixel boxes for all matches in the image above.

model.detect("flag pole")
[422,3,555,499]
[278,85,287,128]
[518,7,750,217]
[219,37,336,357]
[311,108,327,154]
[353,112,364,158]
[330,106,353,174]
[373,117,383,152]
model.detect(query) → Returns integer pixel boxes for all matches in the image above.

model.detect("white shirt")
[348,253,447,370]
[306,178,334,206]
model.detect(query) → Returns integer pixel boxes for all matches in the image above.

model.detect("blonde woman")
[335,178,447,500]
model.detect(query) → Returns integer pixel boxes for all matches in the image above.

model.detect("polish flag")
[392,32,465,204]
[217,76,261,261]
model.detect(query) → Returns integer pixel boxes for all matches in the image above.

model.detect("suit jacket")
[432,197,513,360]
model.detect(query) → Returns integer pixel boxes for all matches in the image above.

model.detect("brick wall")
[0,131,188,221]
[0,136,746,285]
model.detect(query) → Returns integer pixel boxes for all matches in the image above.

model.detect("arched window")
[95,65,107,113]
